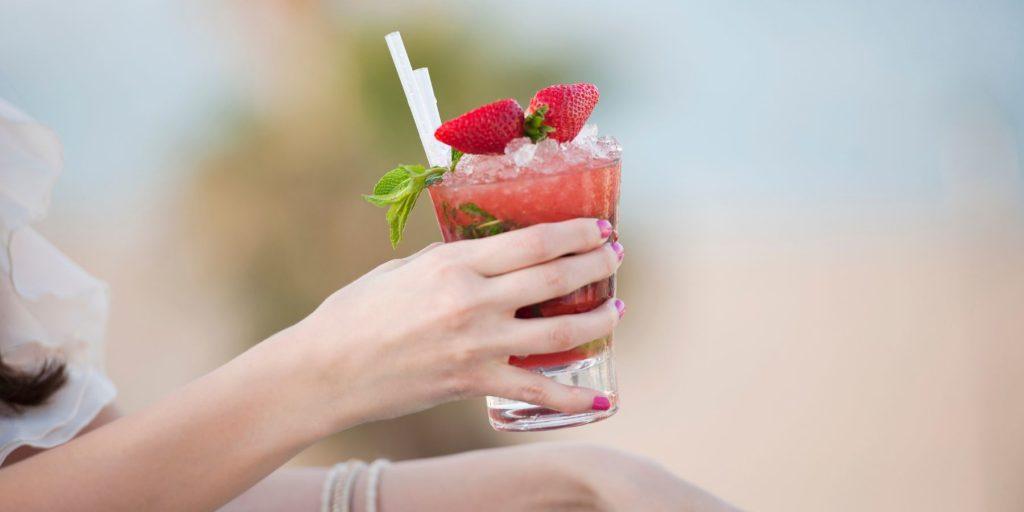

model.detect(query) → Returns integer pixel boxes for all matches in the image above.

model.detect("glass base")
[487,348,618,432]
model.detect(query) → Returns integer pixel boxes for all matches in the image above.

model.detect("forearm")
[0,329,326,512]
[225,444,739,512]
[373,446,600,512]
[224,447,600,512]
[219,467,327,512]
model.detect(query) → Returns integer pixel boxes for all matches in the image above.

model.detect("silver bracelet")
[365,459,391,512]
[321,462,349,512]
[334,460,367,512]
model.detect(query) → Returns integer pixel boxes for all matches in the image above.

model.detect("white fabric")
[0,97,116,463]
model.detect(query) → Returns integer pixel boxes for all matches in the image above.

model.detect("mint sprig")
[363,164,446,248]
[454,202,514,238]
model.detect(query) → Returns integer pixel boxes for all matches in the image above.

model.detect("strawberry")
[526,83,600,142]
[434,98,525,155]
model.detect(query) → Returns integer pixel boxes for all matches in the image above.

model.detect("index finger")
[459,218,613,276]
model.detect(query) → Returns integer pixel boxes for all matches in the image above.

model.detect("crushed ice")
[444,124,621,186]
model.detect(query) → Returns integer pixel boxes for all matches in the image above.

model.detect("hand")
[285,218,623,433]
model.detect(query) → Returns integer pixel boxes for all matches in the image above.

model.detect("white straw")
[414,67,450,166]
[385,32,449,168]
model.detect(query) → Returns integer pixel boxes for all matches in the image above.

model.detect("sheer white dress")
[0,97,116,464]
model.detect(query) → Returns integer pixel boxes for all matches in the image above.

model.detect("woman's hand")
[282,218,623,433]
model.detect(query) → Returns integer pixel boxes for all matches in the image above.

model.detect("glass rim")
[428,156,621,191]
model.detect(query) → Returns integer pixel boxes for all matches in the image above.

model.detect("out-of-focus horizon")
[2,1,1022,511]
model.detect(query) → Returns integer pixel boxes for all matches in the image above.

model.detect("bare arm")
[0,219,624,511]
[0,331,328,511]
[221,444,739,512]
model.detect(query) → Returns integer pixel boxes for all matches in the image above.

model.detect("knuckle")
[549,320,578,350]
[519,230,552,262]
[518,382,550,406]
[541,266,568,291]
[438,295,474,326]
[450,344,478,364]
[430,259,464,280]
[429,269,482,319]
[421,244,459,268]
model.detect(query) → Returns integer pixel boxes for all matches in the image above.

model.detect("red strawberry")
[434,98,525,155]
[526,83,599,143]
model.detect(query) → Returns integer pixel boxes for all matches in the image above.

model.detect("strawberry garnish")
[434,98,525,155]
[525,83,600,143]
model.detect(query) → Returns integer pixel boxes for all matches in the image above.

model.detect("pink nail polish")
[614,299,626,318]
[592,396,611,411]
[610,241,624,261]
[597,219,613,238]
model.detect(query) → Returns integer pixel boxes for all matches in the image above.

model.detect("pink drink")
[427,138,621,431]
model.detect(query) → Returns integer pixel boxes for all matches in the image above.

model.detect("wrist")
[257,318,383,441]
[238,325,343,447]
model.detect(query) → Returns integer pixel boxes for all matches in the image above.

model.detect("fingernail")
[610,241,624,261]
[614,299,626,318]
[592,396,611,411]
[597,219,614,238]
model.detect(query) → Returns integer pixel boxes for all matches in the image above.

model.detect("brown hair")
[0,352,66,414]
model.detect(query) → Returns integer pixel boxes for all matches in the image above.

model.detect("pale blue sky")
[2,0,1022,229]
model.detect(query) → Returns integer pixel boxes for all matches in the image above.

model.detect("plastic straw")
[414,67,450,166]
[385,32,449,168]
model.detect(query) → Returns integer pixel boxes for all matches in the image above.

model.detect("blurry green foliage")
[192,22,581,342]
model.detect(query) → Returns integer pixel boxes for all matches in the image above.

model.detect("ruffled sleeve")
[0,98,116,463]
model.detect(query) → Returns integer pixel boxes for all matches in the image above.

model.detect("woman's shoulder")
[0,97,116,465]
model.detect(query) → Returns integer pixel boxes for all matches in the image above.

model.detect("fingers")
[498,298,622,356]
[485,364,611,414]
[489,242,622,307]
[459,218,613,276]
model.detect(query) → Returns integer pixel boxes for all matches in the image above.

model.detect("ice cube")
[575,124,599,142]
[506,137,537,167]
[442,125,620,186]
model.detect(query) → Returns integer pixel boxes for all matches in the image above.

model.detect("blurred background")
[2,0,1023,510]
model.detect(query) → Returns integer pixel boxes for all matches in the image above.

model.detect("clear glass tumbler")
[427,157,621,431]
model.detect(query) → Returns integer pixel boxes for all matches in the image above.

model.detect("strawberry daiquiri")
[365,82,622,431]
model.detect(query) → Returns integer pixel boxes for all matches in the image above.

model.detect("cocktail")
[365,33,621,431]
[428,124,621,431]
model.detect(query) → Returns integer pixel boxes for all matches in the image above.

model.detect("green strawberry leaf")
[523,104,556,143]
[450,149,463,172]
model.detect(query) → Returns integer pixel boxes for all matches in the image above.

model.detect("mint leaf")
[362,179,413,206]
[424,173,444,186]
[459,202,495,220]
[364,164,447,248]
[373,166,414,195]
[363,165,420,206]
[386,193,417,247]
[453,202,514,239]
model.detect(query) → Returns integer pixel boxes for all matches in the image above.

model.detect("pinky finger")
[484,364,612,415]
